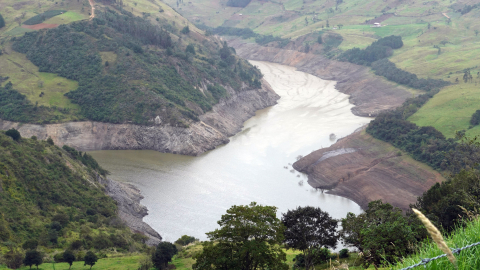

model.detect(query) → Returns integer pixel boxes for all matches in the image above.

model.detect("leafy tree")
[84,251,98,269]
[5,129,21,141]
[47,137,54,145]
[23,250,43,269]
[152,242,178,269]
[175,235,197,246]
[0,13,5,29]
[63,250,76,269]
[282,206,339,270]
[4,250,23,269]
[340,201,425,267]
[193,202,288,270]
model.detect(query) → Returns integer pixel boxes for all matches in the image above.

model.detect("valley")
[1,0,480,269]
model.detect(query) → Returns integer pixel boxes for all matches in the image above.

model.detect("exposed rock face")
[0,80,279,156]
[98,176,162,246]
[227,38,412,117]
[293,129,445,211]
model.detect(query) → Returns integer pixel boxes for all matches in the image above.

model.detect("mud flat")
[293,129,445,211]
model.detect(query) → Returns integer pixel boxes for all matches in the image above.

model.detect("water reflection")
[90,61,370,243]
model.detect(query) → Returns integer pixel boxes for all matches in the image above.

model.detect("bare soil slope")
[293,130,445,211]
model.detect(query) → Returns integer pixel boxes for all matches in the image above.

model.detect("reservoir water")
[90,61,371,242]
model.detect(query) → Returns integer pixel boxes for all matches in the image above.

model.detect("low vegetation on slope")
[0,130,148,268]
[0,3,263,126]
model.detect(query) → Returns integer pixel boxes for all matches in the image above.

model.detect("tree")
[175,235,197,246]
[23,250,43,269]
[84,251,98,269]
[282,206,338,270]
[185,44,195,55]
[152,242,178,269]
[0,13,5,29]
[340,201,425,268]
[193,202,288,270]
[5,129,21,141]
[181,25,190,34]
[47,137,54,145]
[337,24,343,29]
[475,29,479,36]
[63,250,76,269]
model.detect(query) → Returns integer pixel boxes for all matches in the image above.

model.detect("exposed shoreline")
[227,39,444,210]
[0,79,279,156]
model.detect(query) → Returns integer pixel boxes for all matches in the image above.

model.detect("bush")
[339,248,349,258]
[5,129,21,141]
[175,235,198,246]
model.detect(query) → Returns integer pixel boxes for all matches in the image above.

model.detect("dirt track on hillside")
[89,0,95,20]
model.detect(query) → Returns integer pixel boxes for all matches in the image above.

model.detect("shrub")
[339,248,349,258]
[5,129,21,141]
[0,13,5,29]
[470,110,480,126]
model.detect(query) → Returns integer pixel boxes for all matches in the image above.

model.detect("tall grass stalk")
[393,216,480,270]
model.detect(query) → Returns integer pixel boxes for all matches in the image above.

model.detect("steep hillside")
[0,0,279,155]
[0,130,160,253]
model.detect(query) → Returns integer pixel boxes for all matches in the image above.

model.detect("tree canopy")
[84,251,98,269]
[23,250,43,269]
[340,201,426,267]
[193,202,288,270]
[152,242,178,269]
[282,206,338,270]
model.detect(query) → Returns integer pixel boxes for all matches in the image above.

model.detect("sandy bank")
[293,129,445,211]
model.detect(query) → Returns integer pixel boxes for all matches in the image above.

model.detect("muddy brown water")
[90,61,371,242]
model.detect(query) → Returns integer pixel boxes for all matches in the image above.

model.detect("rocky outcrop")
[98,176,162,246]
[227,38,412,117]
[0,80,279,156]
[293,129,445,211]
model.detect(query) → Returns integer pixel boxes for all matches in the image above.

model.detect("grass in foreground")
[392,217,480,270]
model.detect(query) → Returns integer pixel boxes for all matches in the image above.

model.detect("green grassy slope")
[0,131,147,257]
[0,0,264,126]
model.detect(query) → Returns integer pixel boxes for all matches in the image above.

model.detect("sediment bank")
[293,129,445,211]
[227,38,411,117]
[0,80,279,156]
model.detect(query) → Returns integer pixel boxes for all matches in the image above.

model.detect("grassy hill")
[167,0,480,138]
[0,0,263,126]
[0,130,150,268]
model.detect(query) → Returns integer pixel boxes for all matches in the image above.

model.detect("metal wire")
[398,241,480,270]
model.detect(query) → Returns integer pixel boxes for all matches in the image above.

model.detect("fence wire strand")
[398,241,480,270]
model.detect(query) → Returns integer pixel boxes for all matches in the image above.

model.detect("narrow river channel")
[90,61,371,242]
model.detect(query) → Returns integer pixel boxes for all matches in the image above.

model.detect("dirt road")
[89,0,95,20]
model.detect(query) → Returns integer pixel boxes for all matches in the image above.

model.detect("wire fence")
[398,241,480,270]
